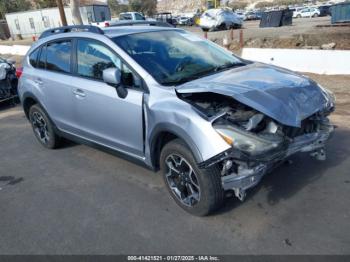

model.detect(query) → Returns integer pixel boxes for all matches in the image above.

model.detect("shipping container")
[331,2,350,24]
[260,9,293,28]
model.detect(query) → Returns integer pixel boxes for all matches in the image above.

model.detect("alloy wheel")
[165,154,201,207]
[31,111,50,144]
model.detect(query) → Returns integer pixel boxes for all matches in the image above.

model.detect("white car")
[177,16,194,26]
[293,7,320,18]
[199,8,243,31]
[236,12,246,21]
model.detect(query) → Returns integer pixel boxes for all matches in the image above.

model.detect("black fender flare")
[21,92,58,132]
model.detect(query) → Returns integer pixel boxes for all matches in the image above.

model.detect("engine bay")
[178,92,329,140]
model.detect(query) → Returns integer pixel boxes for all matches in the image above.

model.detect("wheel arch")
[149,124,203,170]
[21,92,56,130]
[22,92,39,119]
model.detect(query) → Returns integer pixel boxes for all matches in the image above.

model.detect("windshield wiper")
[161,62,246,86]
[214,62,246,72]
[162,67,216,86]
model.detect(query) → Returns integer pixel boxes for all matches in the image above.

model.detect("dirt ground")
[2,16,350,50]
[185,17,350,50]
[305,73,350,127]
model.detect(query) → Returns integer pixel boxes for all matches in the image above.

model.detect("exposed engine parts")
[180,92,334,202]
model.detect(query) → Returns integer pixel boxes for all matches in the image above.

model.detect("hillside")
[156,0,271,13]
[157,0,207,13]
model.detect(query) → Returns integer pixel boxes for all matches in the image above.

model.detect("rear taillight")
[104,22,110,27]
[16,67,23,78]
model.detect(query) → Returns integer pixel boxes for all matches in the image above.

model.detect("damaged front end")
[179,92,335,201]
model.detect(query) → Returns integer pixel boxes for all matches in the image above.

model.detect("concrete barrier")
[0,45,30,56]
[0,45,349,75]
[241,48,350,75]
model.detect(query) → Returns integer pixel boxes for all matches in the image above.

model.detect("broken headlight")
[215,125,282,156]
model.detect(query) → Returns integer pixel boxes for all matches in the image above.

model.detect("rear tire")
[29,104,61,149]
[160,139,224,216]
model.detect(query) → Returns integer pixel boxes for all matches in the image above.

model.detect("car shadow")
[58,138,78,149]
[216,127,350,214]
[0,101,17,111]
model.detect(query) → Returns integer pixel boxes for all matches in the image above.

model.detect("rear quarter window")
[38,45,46,69]
[29,48,40,68]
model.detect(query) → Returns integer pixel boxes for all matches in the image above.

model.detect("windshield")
[112,30,245,86]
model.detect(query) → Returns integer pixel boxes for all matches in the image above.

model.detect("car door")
[71,38,144,158]
[302,9,310,17]
[35,40,76,132]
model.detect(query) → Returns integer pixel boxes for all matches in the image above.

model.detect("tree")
[129,0,157,16]
[0,0,32,19]
[129,0,142,12]
[36,0,57,8]
[108,0,129,17]
[255,1,275,9]
[228,1,248,10]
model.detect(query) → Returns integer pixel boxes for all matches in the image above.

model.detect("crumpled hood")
[176,63,332,127]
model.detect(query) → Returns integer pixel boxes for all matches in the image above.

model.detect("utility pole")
[56,0,68,26]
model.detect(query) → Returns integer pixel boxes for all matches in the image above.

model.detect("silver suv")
[19,25,335,216]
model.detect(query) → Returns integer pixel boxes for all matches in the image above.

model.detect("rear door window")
[46,41,72,73]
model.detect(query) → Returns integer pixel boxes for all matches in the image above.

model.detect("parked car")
[293,7,320,18]
[119,12,145,21]
[318,5,332,16]
[235,11,246,20]
[177,16,194,26]
[155,12,177,26]
[0,57,18,104]
[245,11,260,20]
[291,7,304,17]
[199,8,243,31]
[20,25,335,216]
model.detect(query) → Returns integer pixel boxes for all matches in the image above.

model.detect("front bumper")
[200,124,334,199]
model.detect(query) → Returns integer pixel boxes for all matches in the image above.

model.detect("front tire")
[29,104,61,149]
[160,139,224,216]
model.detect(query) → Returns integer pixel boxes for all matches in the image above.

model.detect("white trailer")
[5,5,110,38]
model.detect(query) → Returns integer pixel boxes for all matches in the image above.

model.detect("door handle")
[73,89,86,97]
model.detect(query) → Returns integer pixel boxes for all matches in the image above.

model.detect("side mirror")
[102,67,128,99]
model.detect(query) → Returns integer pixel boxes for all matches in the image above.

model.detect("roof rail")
[39,25,104,39]
[108,20,174,28]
